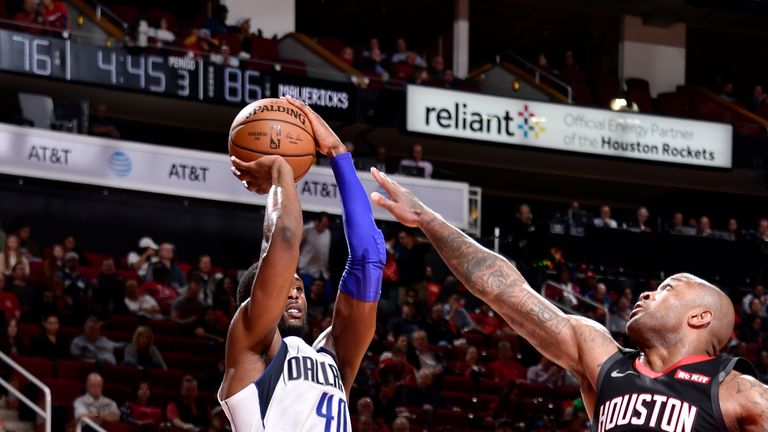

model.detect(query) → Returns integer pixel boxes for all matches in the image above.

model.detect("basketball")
[228,98,316,182]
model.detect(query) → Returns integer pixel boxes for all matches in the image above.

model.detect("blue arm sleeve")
[330,152,386,302]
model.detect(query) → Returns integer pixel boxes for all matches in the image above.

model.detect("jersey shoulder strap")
[254,339,288,426]
[596,348,637,391]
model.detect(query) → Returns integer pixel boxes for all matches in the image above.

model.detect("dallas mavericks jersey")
[592,349,755,432]
[220,336,351,432]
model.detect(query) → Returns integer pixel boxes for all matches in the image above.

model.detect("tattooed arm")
[369,169,619,387]
[719,372,768,431]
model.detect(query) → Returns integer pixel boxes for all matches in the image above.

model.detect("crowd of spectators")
[0,203,766,432]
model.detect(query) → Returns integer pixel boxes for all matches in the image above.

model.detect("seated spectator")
[40,0,68,31]
[166,376,210,432]
[306,278,330,323]
[698,216,713,237]
[140,266,179,311]
[0,234,29,276]
[127,237,159,280]
[15,224,40,260]
[424,302,455,346]
[560,50,582,83]
[510,204,536,261]
[626,207,652,232]
[212,275,236,316]
[526,356,563,387]
[445,292,477,333]
[29,313,69,360]
[495,418,516,432]
[720,82,737,102]
[408,329,444,374]
[123,279,163,320]
[171,273,205,323]
[380,346,417,387]
[372,372,402,426]
[740,315,764,345]
[148,17,176,48]
[727,217,741,241]
[392,416,410,432]
[339,46,355,66]
[123,326,167,370]
[471,303,506,335]
[13,0,42,33]
[488,341,526,382]
[194,307,227,343]
[234,18,255,58]
[73,373,120,425]
[0,318,23,355]
[454,345,490,380]
[427,56,445,82]
[8,263,35,314]
[750,85,767,112]
[298,212,331,290]
[62,234,83,261]
[43,243,65,283]
[192,254,220,306]
[62,252,89,318]
[89,103,121,139]
[394,229,430,304]
[70,316,120,365]
[204,4,229,36]
[608,295,632,336]
[567,201,590,235]
[391,38,426,67]
[120,381,163,429]
[537,53,554,74]
[386,303,420,341]
[146,242,187,293]
[668,211,694,235]
[210,43,240,67]
[403,369,451,419]
[92,258,125,319]
[486,382,526,427]
[742,284,766,314]
[593,205,617,229]
[359,38,389,79]
[0,273,20,321]
[373,145,395,174]
[398,143,434,178]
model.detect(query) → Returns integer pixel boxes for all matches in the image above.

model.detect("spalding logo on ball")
[228,98,316,182]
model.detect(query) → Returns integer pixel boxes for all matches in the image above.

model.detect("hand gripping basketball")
[284,96,346,158]
[230,155,291,194]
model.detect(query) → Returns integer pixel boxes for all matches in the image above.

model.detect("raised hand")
[369,167,427,228]
[230,155,291,194]
[284,96,347,158]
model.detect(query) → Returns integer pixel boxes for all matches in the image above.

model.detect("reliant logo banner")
[406,85,733,168]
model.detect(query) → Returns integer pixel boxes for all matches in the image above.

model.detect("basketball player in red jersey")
[370,169,767,431]
[219,97,384,431]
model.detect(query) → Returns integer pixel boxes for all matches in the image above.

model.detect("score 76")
[11,34,52,76]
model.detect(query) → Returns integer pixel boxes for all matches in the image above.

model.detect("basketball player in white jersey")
[219,97,385,431]
[368,170,768,431]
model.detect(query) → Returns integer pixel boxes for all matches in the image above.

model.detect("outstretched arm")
[230,155,303,353]
[369,168,618,387]
[286,97,385,394]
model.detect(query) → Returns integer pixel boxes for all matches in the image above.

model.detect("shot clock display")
[0,29,266,105]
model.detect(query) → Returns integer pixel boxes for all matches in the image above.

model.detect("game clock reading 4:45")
[0,29,266,106]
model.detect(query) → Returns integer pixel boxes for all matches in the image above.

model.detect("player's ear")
[688,309,712,329]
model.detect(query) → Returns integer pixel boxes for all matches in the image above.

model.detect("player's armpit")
[719,372,768,432]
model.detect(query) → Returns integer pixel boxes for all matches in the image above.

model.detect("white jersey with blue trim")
[219,336,351,432]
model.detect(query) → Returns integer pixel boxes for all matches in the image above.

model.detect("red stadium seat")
[251,37,279,62]
[101,364,143,387]
[216,33,243,56]
[118,270,140,282]
[110,4,141,24]
[147,368,186,391]
[28,261,45,285]
[78,266,101,283]
[657,92,687,117]
[56,359,96,381]
[104,314,140,332]
[42,378,82,405]
[19,322,41,343]
[14,355,53,380]
[442,375,475,393]
[432,409,469,429]
[105,423,141,432]
[83,252,112,267]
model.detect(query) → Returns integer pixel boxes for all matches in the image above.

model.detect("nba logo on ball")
[108,150,132,177]
[269,124,281,150]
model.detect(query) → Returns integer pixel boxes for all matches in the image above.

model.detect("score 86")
[223,67,262,104]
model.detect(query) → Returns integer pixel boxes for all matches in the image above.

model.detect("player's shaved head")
[673,273,734,352]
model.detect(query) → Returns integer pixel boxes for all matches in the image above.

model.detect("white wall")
[620,41,686,96]
[620,15,686,97]
[225,0,295,38]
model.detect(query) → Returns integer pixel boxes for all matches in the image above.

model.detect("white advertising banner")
[407,85,733,168]
[0,123,470,229]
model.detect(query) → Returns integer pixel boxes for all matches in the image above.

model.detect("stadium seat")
[432,409,469,429]
[105,423,141,432]
[101,364,143,387]
[147,368,186,390]
[42,378,82,405]
[442,375,475,393]
[110,4,141,24]
[250,37,279,62]
[83,252,112,267]
[56,359,96,381]
[78,266,101,283]
[28,261,46,285]
[14,355,53,380]
[657,92,687,117]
